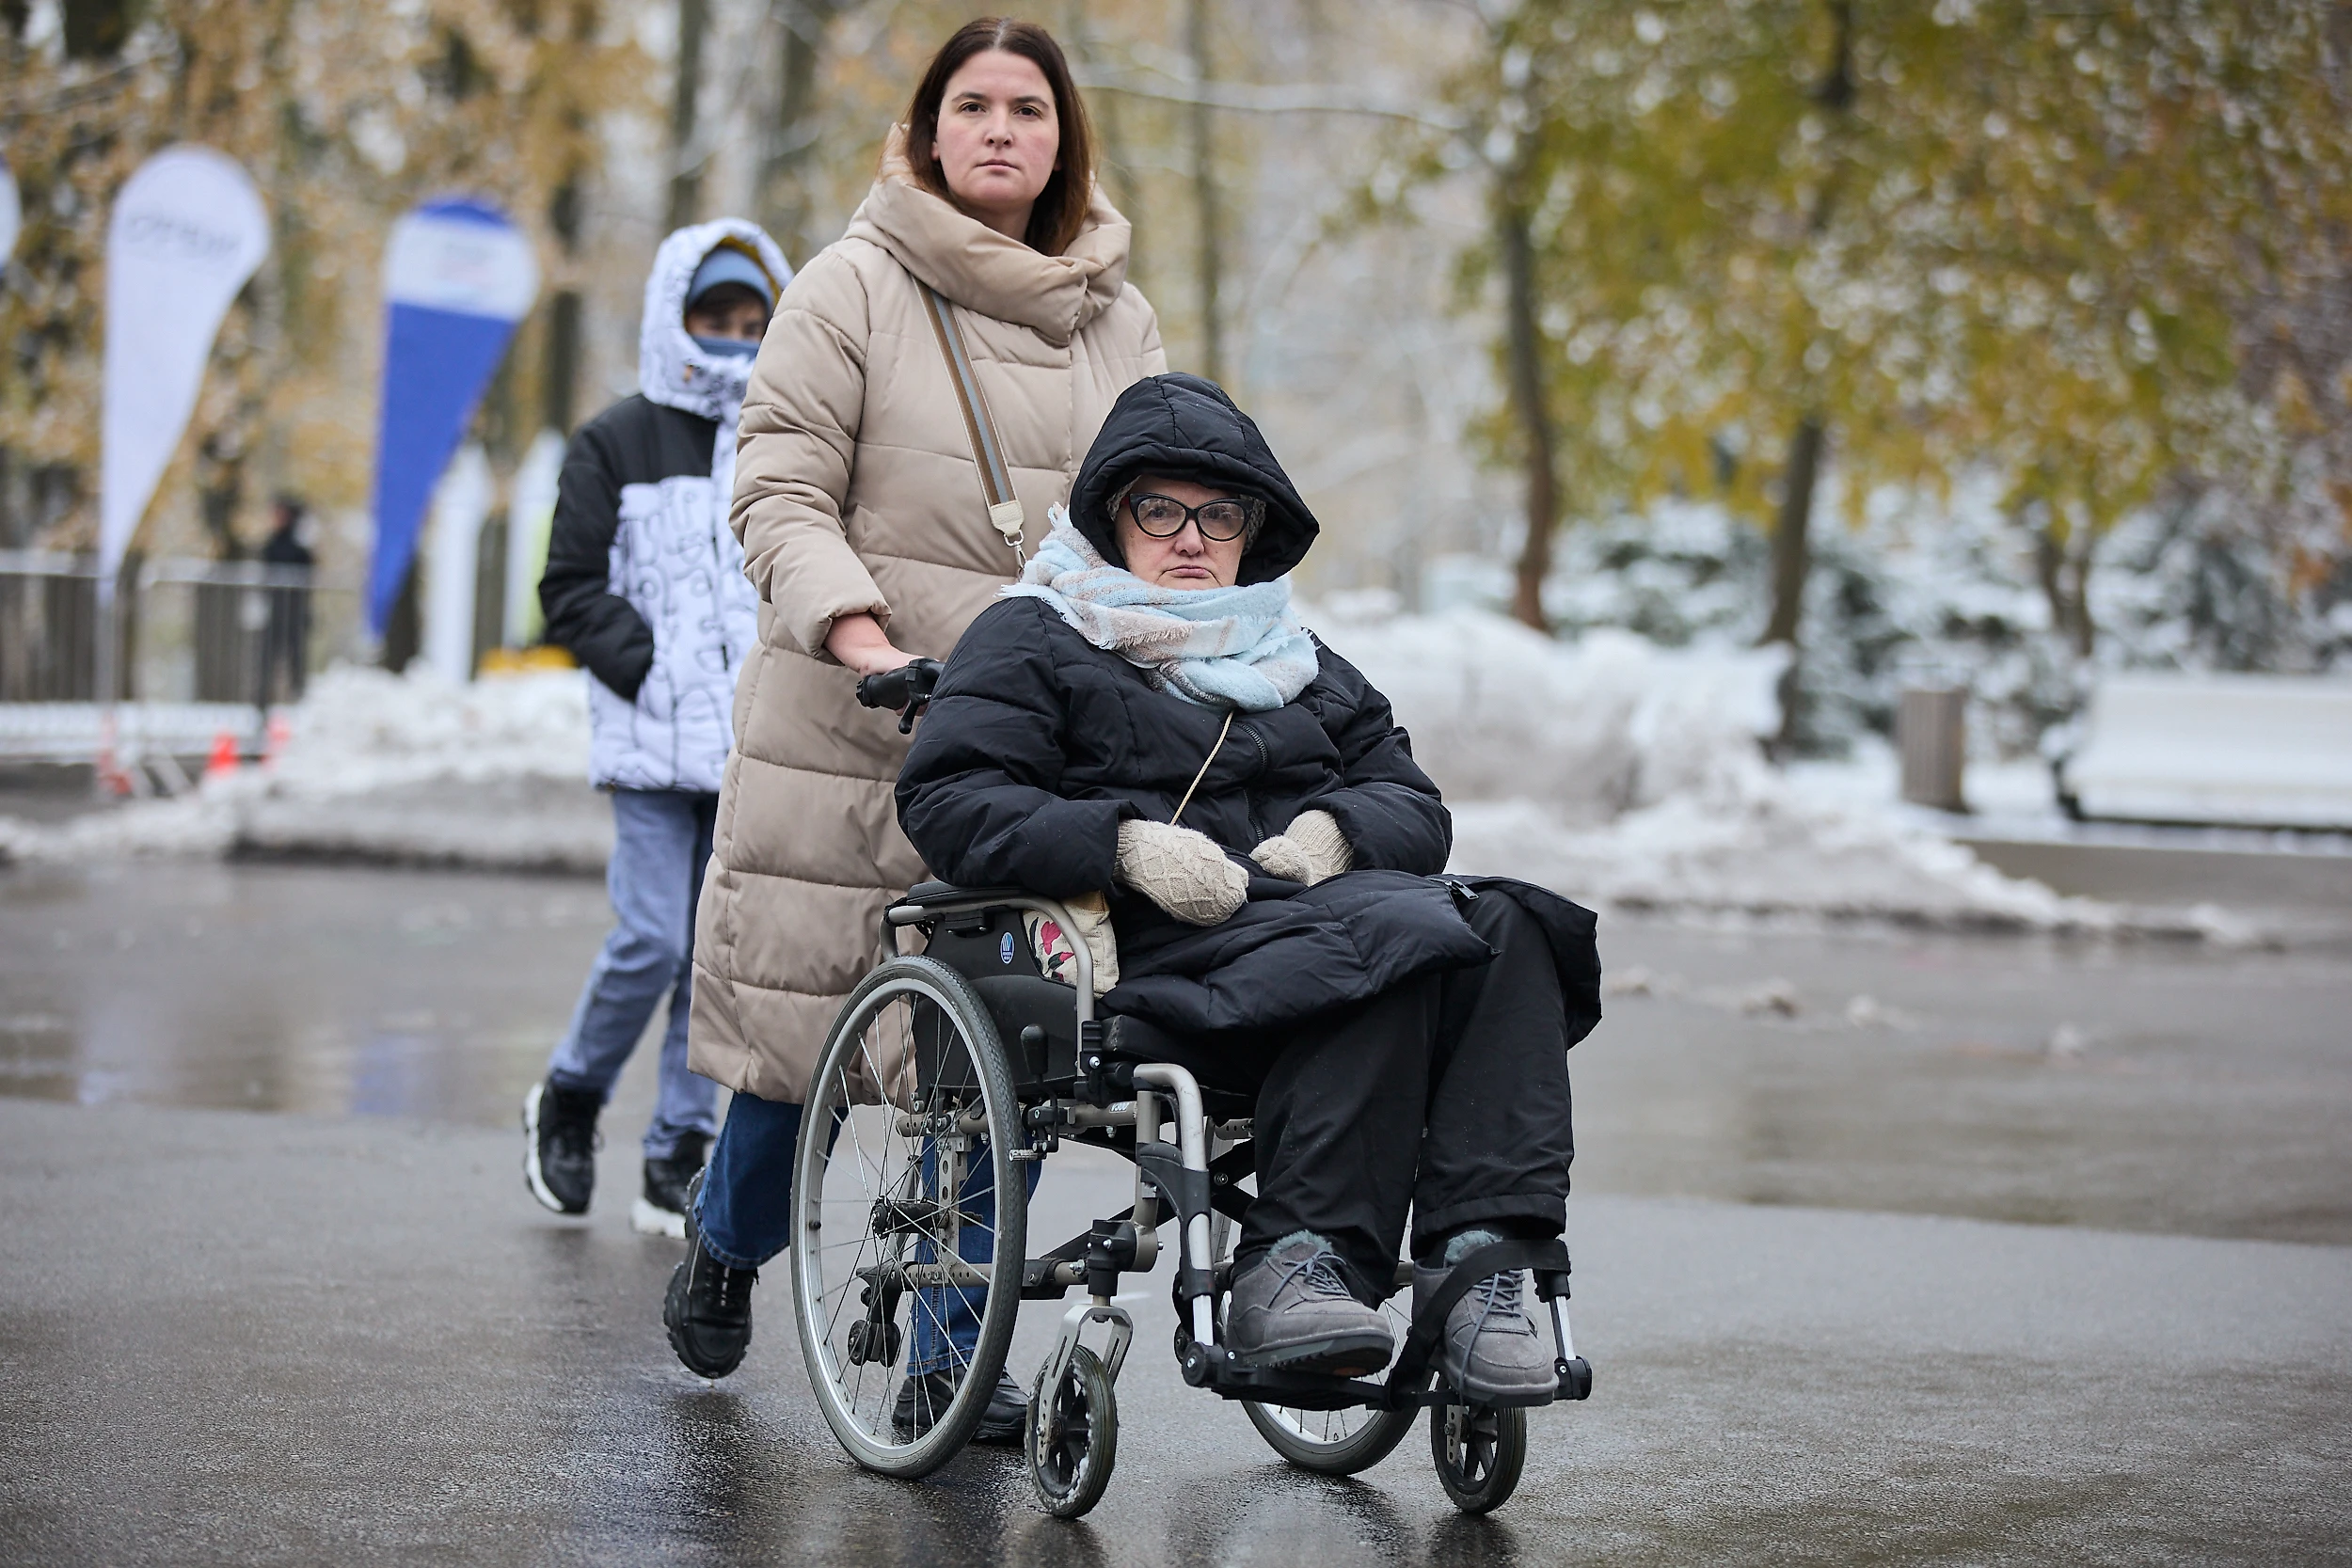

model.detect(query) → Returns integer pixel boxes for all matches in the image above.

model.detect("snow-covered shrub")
[1542,499,1767,648]
[2096,480,2352,675]
[1527,483,2072,758]
[1486,465,2342,759]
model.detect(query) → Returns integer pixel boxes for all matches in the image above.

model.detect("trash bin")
[1897,686,1968,812]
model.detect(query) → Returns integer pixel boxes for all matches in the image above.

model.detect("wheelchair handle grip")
[854,657,945,733]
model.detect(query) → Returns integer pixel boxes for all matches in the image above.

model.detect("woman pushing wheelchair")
[897,372,1602,1405]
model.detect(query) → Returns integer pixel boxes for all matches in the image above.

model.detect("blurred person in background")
[257,494,315,706]
[524,219,793,1239]
[663,17,1163,1441]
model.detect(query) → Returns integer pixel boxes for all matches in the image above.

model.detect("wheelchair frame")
[787,882,1593,1517]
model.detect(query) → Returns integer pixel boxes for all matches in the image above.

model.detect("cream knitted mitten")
[1115,819,1248,926]
[1248,808,1355,887]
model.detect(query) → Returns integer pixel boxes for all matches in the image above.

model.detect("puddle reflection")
[1,861,605,1124]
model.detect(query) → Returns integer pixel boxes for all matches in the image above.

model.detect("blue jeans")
[694,1088,1037,1375]
[545,788,721,1160]
[694,1091,802,1270]
[908,1138,1040,1375]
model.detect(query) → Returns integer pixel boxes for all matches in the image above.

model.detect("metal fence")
[0,550,103,701]
[0,550,349,706]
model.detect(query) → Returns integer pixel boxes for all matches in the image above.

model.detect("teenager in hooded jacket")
[664,19,1163,1442]
[524,220,791,1238]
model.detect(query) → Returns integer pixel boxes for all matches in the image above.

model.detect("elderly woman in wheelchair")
[787,374,1600,1516]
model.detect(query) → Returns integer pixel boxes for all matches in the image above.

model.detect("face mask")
[691,334,758,359]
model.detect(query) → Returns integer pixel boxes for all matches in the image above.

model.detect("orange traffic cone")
[204,730,241,783]
[263,712,292,771]
[94,712,135,799]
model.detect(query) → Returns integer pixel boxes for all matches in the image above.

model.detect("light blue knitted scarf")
[1003,514,1319,712]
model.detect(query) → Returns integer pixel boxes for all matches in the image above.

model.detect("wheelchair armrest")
[885,886,1104,1019]
[886,883,1041,931]
[899,880,1029,907]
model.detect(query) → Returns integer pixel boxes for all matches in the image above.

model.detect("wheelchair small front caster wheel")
[1029,1347,1117,1519]
[1430,1402,1526,1514]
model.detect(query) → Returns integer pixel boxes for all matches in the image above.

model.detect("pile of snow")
[0,789,246,865]
[0,666,603,872]
[259,664,590,798]
[1311,604,2211,935]
[1318,610,1787,822]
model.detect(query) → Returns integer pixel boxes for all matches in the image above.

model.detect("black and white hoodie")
[538,218,791,793]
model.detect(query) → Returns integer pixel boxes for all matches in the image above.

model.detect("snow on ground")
[257,663,590,796]
[0,667,605,873]
[1309,604,2221,937]
[0,619,2235,936]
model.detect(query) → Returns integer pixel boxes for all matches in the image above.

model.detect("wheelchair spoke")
[813,1094,892,1360]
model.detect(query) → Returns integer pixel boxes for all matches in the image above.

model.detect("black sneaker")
[632,1132,710,1238]
[893,1364,1028,1445]
[664,1237,755,1378]
[522,1080,601,1215]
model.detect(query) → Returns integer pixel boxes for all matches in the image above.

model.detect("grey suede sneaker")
[1225,1234,1395,1376]
[1413,1245,1557,1404]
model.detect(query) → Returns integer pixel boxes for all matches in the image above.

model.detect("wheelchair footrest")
[1180,1343,1401,1411]
[1437,1378,1564,1410]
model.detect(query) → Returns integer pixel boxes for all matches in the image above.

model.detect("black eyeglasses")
[1126,492,1258,542]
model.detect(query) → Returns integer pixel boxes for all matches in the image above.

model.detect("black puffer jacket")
[898,595,1493,1034]
[899,372,1505,1037]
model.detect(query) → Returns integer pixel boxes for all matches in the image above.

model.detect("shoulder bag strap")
[919,283,1028,568]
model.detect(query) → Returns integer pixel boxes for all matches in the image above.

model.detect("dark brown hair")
[900,17,1095,256]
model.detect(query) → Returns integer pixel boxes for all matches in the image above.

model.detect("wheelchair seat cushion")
[1102,1015,1259,1120]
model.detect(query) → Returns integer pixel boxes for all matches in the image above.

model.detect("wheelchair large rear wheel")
[1216,1213,1418,1475]
[790,956,1027,1479]
[1244,1396,1419,1476]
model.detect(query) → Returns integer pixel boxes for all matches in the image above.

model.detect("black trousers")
[1159,891,1577,1304]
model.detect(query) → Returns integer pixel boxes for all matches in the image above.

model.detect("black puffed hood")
[1068,373,1319,584]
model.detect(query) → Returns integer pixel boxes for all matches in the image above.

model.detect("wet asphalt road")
[3,860,2351,1563]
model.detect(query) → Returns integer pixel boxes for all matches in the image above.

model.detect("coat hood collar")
[639,218,794,420]
[844,125,1133,347]
[1069,374,1320,584]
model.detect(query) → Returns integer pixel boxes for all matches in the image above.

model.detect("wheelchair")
[787,879,1595,1519]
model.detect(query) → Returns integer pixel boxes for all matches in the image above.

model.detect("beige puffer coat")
[689,149,1165,1101]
